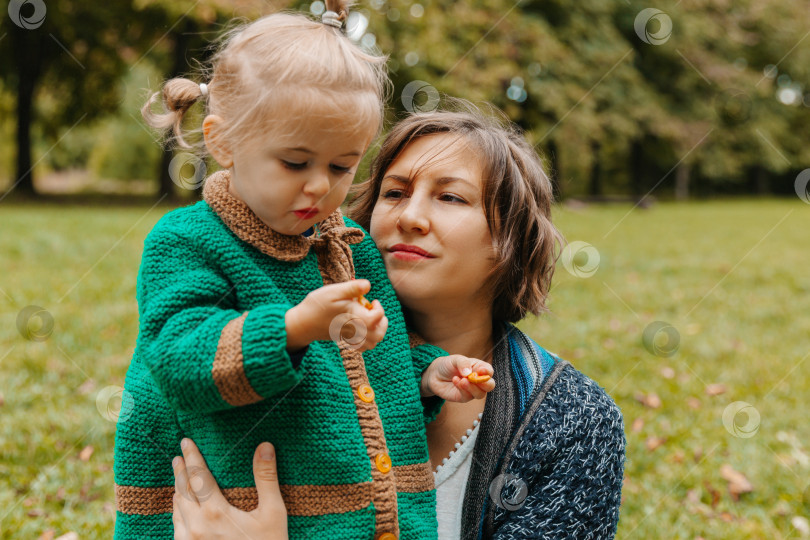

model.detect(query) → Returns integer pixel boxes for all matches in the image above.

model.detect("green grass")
[1,198,808,539]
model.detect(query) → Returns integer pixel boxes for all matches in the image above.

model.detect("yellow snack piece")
[466,372,491,384]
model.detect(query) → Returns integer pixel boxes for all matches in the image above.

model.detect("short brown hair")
[349,101,564,323]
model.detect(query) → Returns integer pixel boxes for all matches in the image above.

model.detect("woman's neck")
[408,300,495,363]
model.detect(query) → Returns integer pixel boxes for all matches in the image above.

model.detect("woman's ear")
[203,115,234,168]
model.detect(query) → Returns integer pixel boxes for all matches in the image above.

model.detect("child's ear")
[202,115,234,168]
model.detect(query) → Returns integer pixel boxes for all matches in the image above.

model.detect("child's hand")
[420,355,495,402]
[285,279,388,353]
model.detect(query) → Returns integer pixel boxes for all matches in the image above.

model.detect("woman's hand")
[420,355,496,402]
[172,438,288,540]
[285,279,388,353]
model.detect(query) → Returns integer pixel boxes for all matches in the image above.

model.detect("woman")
[170,105,626,539]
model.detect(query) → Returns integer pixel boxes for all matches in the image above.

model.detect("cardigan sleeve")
[135,225,304,414]
[489,371,626,539]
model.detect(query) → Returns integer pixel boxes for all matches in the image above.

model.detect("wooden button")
[377,534,397,540]
[375,453,392,474]
[357,385,375,403]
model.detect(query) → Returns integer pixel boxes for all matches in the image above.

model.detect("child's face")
[220,115,371,235]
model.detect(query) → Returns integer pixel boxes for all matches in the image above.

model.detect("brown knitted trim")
[211,312,263,406]
[408,332,427,348]
[114,482,372,516]
[392,462,435,493]
[115,484,174,515]
[312,212,398,537]
[203,170,363,262]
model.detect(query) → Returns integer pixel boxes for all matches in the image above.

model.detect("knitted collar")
[202,170,364,269]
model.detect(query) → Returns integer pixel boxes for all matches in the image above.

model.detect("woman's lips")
[293,208,319,219]
[389,244,435,261]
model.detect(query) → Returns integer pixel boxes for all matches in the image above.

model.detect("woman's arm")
[172,439,289,539]
[489,376,626,539]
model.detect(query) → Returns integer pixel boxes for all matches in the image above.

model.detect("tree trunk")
[675,162,691,201]
[11,26,43,198]
[588,140,602,197]
[630,139,643,200]
[157,21,195,201]
[754,166,768,195]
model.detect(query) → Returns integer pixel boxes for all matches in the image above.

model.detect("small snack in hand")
[466,372,491,384]
[357,295,374,310]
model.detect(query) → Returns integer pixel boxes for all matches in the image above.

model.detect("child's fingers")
[451,377,475,402]
[469,360,494,377]
[332,279,371,301]
[472,378,496,393]
[455,376,486,400]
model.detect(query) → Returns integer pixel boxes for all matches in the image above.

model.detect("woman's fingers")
[173,455,197,506]
[179,438,228,506]
[172,490,188,539]
[252,443,289,526]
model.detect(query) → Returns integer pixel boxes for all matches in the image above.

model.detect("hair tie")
[321,10,343,28]
[199,83,209,98]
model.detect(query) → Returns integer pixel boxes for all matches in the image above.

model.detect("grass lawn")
[1,197,808,539]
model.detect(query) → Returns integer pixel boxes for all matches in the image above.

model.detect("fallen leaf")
[78,445,94,462]
[37,531,54,540]
[77,379,96,395]
[703,481,721,508]
[55,534,79,540]
[0,392,4,407]
[645,436,666,451]
[705,383,727,396]
[687,397,702,410]
[791,516,810,537]
[635,392,662,409]
[27,509,45,518]
[631,418,644,433]
[720,464,753,500]
[660,367,675,379]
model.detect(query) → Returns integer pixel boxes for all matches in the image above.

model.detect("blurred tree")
[0,0,168,197]
[135,0,291,200]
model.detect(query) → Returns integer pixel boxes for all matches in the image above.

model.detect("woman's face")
[370,133,496,315]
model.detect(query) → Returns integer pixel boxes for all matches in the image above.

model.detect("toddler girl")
[112,3,493,539]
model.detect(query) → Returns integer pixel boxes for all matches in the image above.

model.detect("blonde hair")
[350,100,565,323]
[142,1,389,153]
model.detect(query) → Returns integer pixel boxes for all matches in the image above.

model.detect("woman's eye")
[440,193,467,203]
[281,160,307,170]
[381,189,404,199]
[330,164,352,174]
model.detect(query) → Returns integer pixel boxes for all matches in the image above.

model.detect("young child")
[113,3,494,539]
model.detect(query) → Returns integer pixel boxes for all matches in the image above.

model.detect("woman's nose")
[396,197,430,234]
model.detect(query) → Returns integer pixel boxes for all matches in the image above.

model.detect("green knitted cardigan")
[113,170,445,539]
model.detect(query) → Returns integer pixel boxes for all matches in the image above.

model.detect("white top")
[434,415,481,540]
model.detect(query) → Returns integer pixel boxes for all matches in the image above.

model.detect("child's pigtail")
[141,77,205,149]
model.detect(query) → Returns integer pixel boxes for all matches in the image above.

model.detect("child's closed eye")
[330,164,352,174]
[281,160,307,170]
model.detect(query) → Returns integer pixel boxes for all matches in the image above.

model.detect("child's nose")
[303,171,330,199]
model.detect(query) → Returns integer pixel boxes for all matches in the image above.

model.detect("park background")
[1,0,809,538]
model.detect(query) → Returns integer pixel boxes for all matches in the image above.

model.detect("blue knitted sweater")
[460,322,626,539]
